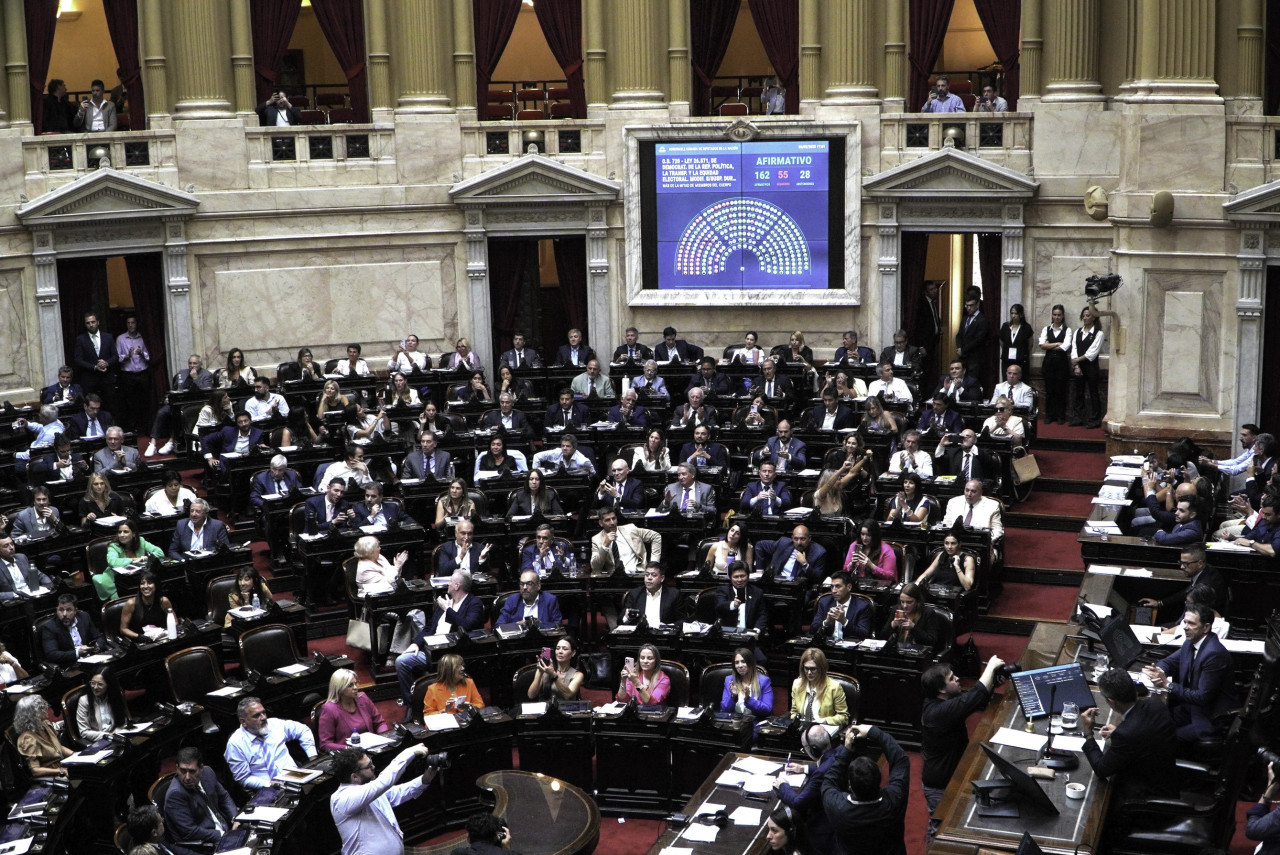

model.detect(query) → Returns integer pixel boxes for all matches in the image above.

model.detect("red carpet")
[993,582,1078,622]
[1032,448,1106,481]
[1004,529,1085,570]
[1013,490,1094,518]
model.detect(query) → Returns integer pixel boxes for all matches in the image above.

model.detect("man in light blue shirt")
[1199,423,1258,492]
[920,75,966,113]
[330,744,438,855]
[224,697,317,791]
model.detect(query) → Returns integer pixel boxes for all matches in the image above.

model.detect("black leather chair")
[698,662,735,709]
[165,646,227,703]
[206,574,239,627]
[693,585,720,624]
[86,536,113,591]
[828,671,861,723]
[60,685,88,748]
[512,663,538,704]
[239,623,305,675]
[659,660,691,707]
[102,596,130,643]
[406,673,440,725]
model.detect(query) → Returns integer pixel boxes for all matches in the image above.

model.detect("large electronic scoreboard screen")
[639,138,844,290]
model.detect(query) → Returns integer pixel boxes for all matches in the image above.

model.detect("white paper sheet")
[235,806,289,823]
[730,806,763,825]
[1223,638,1267,654]
[348,731,396,750]
[275,663,310,675]
[659,848,692,855]
[695,803,725,816]
[521,703,548,717]
[714,769,749,787]
[78,654,113,664]
[991,727,1048,752]
[63,750,113,764]
[1051,735,1087,752]
[208,685,242,697]
[1122,568,1153,577]
[681,824,719,843]
[424,713,461,731]
[0,836,34,854]
[732,756,782,776]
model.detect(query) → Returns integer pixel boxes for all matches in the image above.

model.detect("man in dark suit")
[879,329,923,373]
[654,327,700,364]
[777,726,841,854]
[595,458,645,512]
[1149,496,1204,547]
[918,395,965,436]
[8,487,66,539]
[688,358,732,398]
[1080,668,1180,801]
[437,520,491,576]
[64,394,113,440]
[249,454,304,508]
[612,327,654,364]
[935,359,984,403]
[544,389,590,431]
[165,747,238,848]
[39,593,101,666]
[29,435,89,485]
[670,387,719,429]
[741,462,792,515]
[913,280,943,374]
[256,89,302,126]
[935,430,994,482]
[1144,604,1238,741]
[765,525,827,585]
[201,412,268,470]
[40,366,81,405]
[1139,544,1226,621]
[352,482,414,528]
[811,571,872,641]
[302,479,355,536]
[499,332,543,370]
[833,330,876,365]
[821,725,911,855]
[521,524,575,577]
[0,536,52,599]
[91,426,141,474]
[660,464,716,515]
[954,292,991,379]
[478,393,532,438]
[168,498,230,558]
[402,431,452,482]
[620,562,681,626]
[679,424,729,469]
[1234,495,1280,557]
[714,561,769,633]
[72,312,118,399]
[606,390,648,428]
[807,390,855,432]
[753,420,807,472]
[497,570,563,625]
[394,569,485,707]
[756,358,795,405]
[553,328,596,368]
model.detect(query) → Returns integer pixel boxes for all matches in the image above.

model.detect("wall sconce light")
[523,129,544,154]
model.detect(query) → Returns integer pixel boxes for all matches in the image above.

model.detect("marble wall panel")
[0,270,30,383]
[1134,114,1227,193]
[1030,108,1121,178]
[1140,270,1222,414]
[1030,238,1112,332]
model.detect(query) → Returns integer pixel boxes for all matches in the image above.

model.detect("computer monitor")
[979,743,1060,816]
[1009,663,1096,720]
[1099,614,1147,670]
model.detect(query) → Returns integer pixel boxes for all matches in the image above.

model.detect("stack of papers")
[593,702,627,715]
[682,824,719,843]
[732,756,782,776]
[235,806,290,823]
[1110,455,1146,466]
[275,663,311,676]
[715,769,749,787]
[991,727,1048,752]
[521,703,548,717]
[64,749,113,764]
[348,732,396,750]
[1087,564,1123,575]
[209,685,242,697]
[424,713,461,731]
[730,806,763,825]
[1084,521,1122,535]
[675,706,702,721]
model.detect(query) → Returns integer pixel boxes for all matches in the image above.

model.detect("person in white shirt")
[330,744,439,855]
[334,344,371,378]
[942,479,1005,549]
[73,79,116,131]
[981,397,1026,443]
[320,444,374,489]
[866,363,914,404]
[531,434,597,478]
[888,430,934,477]
[387,334,429,374]
[244,376,291,424]
[143,470,198,516]
[988,364,1035,408]
[1069,305,1105,428]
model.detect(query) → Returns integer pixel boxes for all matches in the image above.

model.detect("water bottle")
[252,593,261,610]
[165,608,177,640]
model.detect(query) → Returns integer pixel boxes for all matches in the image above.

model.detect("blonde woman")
[982,395,1026,442]
[317,668,388,752]
[719,647,773,716]
[789,647,848,725]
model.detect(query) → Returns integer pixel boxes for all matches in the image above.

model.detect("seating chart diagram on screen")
[654,140,830,290]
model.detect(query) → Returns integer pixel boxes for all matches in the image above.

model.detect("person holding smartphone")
[616,644,669,705]
[256,88,302,127]
[920,75,965,113]
[528,636,583,702]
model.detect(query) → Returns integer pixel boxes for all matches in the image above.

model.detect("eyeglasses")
[1178,560,1203,567]
[801,665,819,672]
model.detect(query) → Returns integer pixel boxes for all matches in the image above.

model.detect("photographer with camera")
[820,724,911,855]
[920,75,966,113]
[330,743,443,855]
[1247,757,1280,854]
[451,812,520,855]
[919,655,1006,840]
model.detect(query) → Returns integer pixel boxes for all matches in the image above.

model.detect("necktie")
[87,418,99,438]
[427,456,435,477]
[681,488,690,510]
[963,453,972,480]
[628,347,635,360]
[964,503,974,526]
[70,622,82,648]
[327,501,335,521]
[611,539,622,569]
[275,480,284,494]
[762,486,771,514]
[767,381,774,397]
[199,784,226,834]
[563,409,571,426]
[515,351,521,368]
[803,690,816,722]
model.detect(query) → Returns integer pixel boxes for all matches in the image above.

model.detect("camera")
[425,751,451,769]
[1258,747,1280,768]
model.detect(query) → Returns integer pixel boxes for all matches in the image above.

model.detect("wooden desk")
[647,751,782,855]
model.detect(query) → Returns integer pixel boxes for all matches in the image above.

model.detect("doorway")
[56,253,168,433]
[487,236,589,368]
[1261,267,1280,432]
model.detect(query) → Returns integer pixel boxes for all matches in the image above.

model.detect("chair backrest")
[698,662,734,708]
[60,685,87,746]
[165,646,224,703]
[516,109,545,121]
[309,698,326,740]
[343,556,361,607]
[328,107,358,124]
[113,823,131,855]
[407,673,440,725]
[719,103,749,116]
[829,671,861,723]
[660,660,691,707]
[102,595,130,641]
[694,585,720,624]
[512,663,538,703]
[299,109,325,124]
[491,590,518,626]
[315,92,347,107]
[206,573,239,625]
[86,536,114,575]
[517,87,545,103]
[149,771,176,814]
[239,624,302,675]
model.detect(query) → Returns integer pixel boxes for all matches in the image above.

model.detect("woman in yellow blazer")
[789,647,848,726]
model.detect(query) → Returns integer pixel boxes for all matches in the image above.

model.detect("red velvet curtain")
[977,233,1003,392]
[690,0,741,116]
[25,0,59,135]
[972,0,1020,108]
[124,254,170,407]
[250,0,303,105]
[473,0,522,118]
[553,237,588,342]
[1268,0,1280,115]
[533,0,587,119]
[907,0,955,110]
[747,0,799,113]
[56,258,109,368]
[102,0,146,130]
[900,232,930,342]
[312,0,370,121]
[489,239,536,360]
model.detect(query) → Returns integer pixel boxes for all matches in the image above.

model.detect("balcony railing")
[23,130,177,193]
[459,117,606,177]
[878,112,1032,173]
[245,123,397,187]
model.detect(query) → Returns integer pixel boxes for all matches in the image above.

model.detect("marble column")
[799,0,821,106]
[162,218,195,375]
[1001,220,1025,326]
[141,0,170,122]
[882,0,905,109]
[0,3,11,126]
[460,209,493,377]
[3,0,28,126]
[876,206,901,349]
[451,0,475,111]
[1235,230,1265,453]
[1118,0,1139,95]
[1042,0,1103,101]
[585,0,607,107]
[586,202,611,365]
[228,0,256,116]
[365,0,392,114]
[392,0,452,112]
[667,0,689,110]
[32,229,62,384]
[609,0,665,108]
[822,0,878,104]
[1131,0,1219,103]
[1019,0,1042,99]
[168,0,234,118]
[1237,0,1263,100]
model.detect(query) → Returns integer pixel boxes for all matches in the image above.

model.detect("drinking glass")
[1061,701,1079,730]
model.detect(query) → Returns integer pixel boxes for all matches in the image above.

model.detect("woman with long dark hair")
[998,303,1033,375]
[217,348,257,389]
[118,568,176,640]
[506,469,564,518]
[1038,304,1072,424]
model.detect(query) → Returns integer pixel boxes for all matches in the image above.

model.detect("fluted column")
[141,0,170,122]
[799,0,821,105]
[168,0,234,118]
[1117,0,1139,94]
[228,0,255,116]
[822,0,878,104]
[609,0,664,108]
[1130,0,1219,103]
[1042,0,1103,101]
[584,0,607,107]
[3,0,28,126]
[451,0,474,110]
[882,0,905,107]
[365,0,392,113]
[1238,0,1263,100]
[1019,0,1042,98]
[392,0,452,112]
[667,0,689,109]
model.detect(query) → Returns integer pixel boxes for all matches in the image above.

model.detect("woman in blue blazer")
[720,647,774,717]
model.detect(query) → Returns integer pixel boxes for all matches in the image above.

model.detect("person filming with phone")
[920,75,966,113]
[257,87,302,126]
